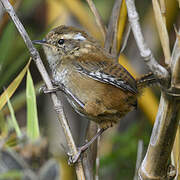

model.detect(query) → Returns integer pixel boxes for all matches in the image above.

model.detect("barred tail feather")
[136,72,157,90]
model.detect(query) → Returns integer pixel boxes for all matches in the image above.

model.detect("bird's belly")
[53,68,69,85]
[70,74,136,122]
[53,69,137,128]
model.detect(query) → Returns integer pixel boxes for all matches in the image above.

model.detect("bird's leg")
[40,83,85,109]
[69,128,107,164]
[40,85,60,93]
[40,80,65,94]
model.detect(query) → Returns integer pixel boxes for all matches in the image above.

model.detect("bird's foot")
[68,148,84,164]
[40,84,60,94]
[68,128,106,164]
[39,83,65,94]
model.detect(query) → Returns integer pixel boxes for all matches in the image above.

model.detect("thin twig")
[95,127,100,180]
[82,121,97,180]
[119,23,131,54]
[126,0,170,83]
[105,0,122,56]
[152,0,171,66]
[170,28,180,90]
[133,140,143,180]
[82,148,94,180]
[117,0,128,53]
[86,0,106,40]
[0,0,85,179]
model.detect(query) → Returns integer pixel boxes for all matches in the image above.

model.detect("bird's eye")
[58,39,64,45]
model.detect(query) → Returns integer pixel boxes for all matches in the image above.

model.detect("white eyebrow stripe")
[61,33,86,41]
[73,33,86,41]
[62,34,74,39]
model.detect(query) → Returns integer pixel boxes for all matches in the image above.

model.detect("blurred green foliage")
[100,121,152,180]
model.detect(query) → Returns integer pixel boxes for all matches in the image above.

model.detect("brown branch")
[139,28,180,180]
[125,0,170,84]
[105,0,122,56]
[82,121,98,180]
[0,0,85,179]
[119,23,131,54]
[95,127,100,180]
[85,0,106,40]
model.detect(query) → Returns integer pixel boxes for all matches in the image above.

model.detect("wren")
[33,25,156,163]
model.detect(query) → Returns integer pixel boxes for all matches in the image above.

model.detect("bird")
[33,25,157,163]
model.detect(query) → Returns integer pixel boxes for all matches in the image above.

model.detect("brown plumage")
[33,25,157,162]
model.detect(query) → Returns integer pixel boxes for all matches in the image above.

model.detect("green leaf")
[26,70,40,141]
[6,94,22,138]
[0,170,23,180]
[0,59,31,111]
[0,22,15,64]
[2,82,43,116]
[0,112,7,135]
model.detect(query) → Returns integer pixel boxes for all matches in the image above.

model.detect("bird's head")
[33,25,99,69]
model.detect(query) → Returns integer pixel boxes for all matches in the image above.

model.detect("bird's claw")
[68,148,83,164]
[39,84,60,94]
[39,84,46,94]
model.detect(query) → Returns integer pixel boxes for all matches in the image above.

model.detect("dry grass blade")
[117,0,128,53]
[159,0,166,15]
[171,28,180,88]
[2,82,42,116]
[152,0,171,66]
[5,91,22,138]
[119,24,130,54]
[105,0,122,55]
[0,59,31,111]
[95,127,100,180]
[62,0,102,41]
[86,0,106,40]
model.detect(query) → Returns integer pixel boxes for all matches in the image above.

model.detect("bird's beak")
[32,39,47,45]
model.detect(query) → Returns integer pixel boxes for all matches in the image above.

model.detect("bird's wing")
[74,54,138,94]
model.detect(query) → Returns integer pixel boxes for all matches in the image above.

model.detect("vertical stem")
[139,93,179,179]
[152,0,171,66]
[86,0,106,40]
[139,28,180,179]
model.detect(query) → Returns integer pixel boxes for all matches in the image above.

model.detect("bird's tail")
[136,72,157,90]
